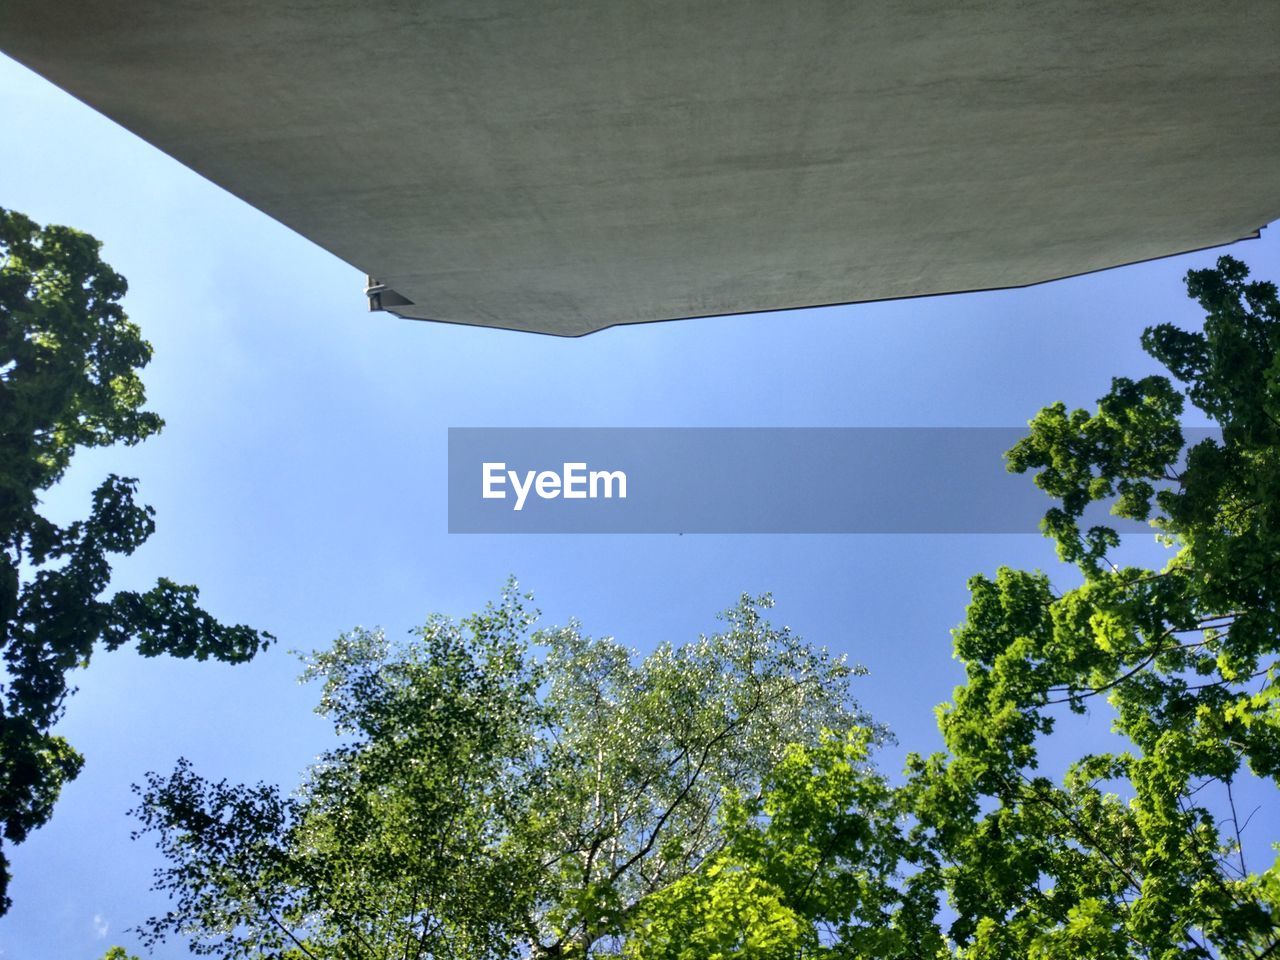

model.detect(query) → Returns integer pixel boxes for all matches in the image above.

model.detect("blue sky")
[2,51,1276,958]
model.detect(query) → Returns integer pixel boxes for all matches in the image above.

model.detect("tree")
[623,730,944,960]
[608,256,1280,959]
[133,586,874,959]
[0,207,271,913]
[904,255,1280,958]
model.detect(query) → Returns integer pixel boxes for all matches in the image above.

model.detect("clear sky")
[2,51,1276,958]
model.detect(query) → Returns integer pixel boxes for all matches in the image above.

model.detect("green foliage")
[0,207,271,914]
[134,587,871,959]
[610,255,1280,959]
[625,730,945,960]
[905,255,1280,958]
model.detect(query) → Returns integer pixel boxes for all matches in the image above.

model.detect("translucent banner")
[447,428,1212,534]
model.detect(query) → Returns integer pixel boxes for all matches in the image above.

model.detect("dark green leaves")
[0,207,271,914]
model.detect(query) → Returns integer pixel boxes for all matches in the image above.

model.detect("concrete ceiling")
[2,2,1278,336]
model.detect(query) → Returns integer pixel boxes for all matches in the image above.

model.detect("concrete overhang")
[2,2,1278,336]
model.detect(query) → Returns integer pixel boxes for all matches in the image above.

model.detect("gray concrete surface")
[2,2,1278,335]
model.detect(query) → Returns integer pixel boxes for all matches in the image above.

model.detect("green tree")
[904,255,1280,958]
[133,587,873,959]
[0,208,271,913]
[624,729,944,960]
[611,256,1280,959]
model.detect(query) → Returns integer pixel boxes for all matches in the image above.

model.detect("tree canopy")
[134,588,872,959]
[623,256,1280,959]
[905,255,1280,959]
[588,256,1280,960]
[0,207,271,914]
[623,729,943,960]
